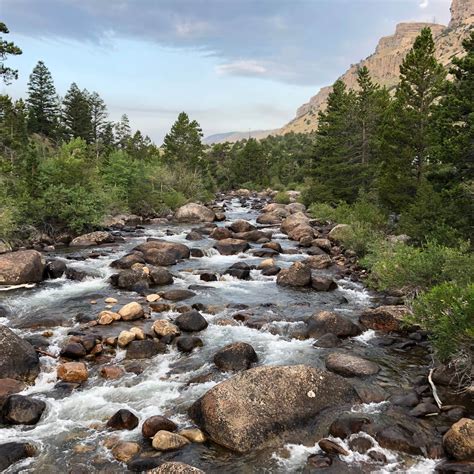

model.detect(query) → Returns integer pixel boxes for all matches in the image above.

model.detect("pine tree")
[26,61,59,138]
[163,112,204,172]
[62,83,93,142]
[89,91,108,150]
[0,22,22,84]
[115,114,131,149]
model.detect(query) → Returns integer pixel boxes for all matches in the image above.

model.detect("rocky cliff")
[279,0,473,135]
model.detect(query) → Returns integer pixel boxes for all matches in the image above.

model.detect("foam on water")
[353,329,377,344]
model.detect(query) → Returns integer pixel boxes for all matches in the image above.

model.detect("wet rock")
[410,402,440,417]
[281,212,310,235]
[313,333,342,348]
[106,409,139,430]
[390,391,419,407]
[163,289,196,301]
[142,415,178,438]
[174,203,216,223]
[368,450,387,463]
[306,453,332,469]
[0,378,25,404]
[150,462,204,473]
[328,224,352,241]
[60,342,87,359]
[0,442,37,472]
[261,265,281,276]
[288,224,314,242]
[111,253,146,269]
[152,430,190,451]
[349,436,373,453]
[312,238,332,252]
[111,441,140,463]
[262,241,282,253]
[118,330,136,348]
[276,261,311,287]
[329,413,372,439]
[65,268,89,281]
[153,320,180,338]
[129,327,145,340]
[44,259,66,279]
[185,231,203,241]
[70,231,114,247]
[306,311,361,338]
[443,418,474,461]
[200,272,217,282]
[210,227,233,240]
[175,310,208,332]
[235,230,269,242]
[214,238,250,255]
[359,306,410,333]
[213,342,258,371]
[136,240,190,263]
[1,394,46,425]
[111,269,149,292]
[256,210,287,225]
[57,362,88,383]
[125,340,166,359]
[100,366,125,380]
[189,364,356,453]
[179,428,206,443]
[311,276,338,292]
[190,248,204,258]
[118,302,144,321]
[305,254,332,269]
[318,438,349,456]
[176,336,203,353]
[149,267,174,286]
[127,457,163,472]
[229,219,255,233]
[98,310,121,325]
[325,353,380,377]
[225,262,251,280]
[0,250,45,285]
[150,302,172,312]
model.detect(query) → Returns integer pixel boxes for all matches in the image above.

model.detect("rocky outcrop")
[0,250,45,285]
[189,364,355,453]
[174,203,216,223]
[0,325,40,382]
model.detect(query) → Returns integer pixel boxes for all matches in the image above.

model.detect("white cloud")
[216,60,267,76]
[419,0,429,9]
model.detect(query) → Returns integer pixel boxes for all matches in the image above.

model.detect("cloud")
[419,0,429,9]
[216,60,267,76]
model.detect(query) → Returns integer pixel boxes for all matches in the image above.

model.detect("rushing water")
[1,198,439,473]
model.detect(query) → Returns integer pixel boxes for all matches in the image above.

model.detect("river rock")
[111,441,140,463]
[276,261,311,287]
[152,430,190,451]
[60,342,87,359]
[234,230,269,242]
[349,436,373,453]
[225,262,251,280]
[1,394,46,425]
[100,366,125,380]
[0,442,37,472]
[0,325,40,382]
[118,330,135,348]
[329,413,372,438]
[0,379,25,404]
[163,289,196,301]
[306,453,332,469]
[129,327,145,340]
[256,210,286,225]
[153,320,180,338]
[70,231,114,247]
[286,203,306,214]
[305,254,332,269]
[328,224,352,241]
[142,415,178,438]
[200,272,217,282]
[281,212,310,235]
[261,265,281,276]
[111,253,146,269]
[262,241,282,253]
[319,438,349,456]
[325,353,380,377]
[359,306,410,333]
[126,340,166,359]
[176,336,203,353]
[179,428,206,443]
[175,311,208,332]
[189,364,356,453]
[185,231,203,241]
[118,302,144,321]
[312,238,332,252]
[149,462,204,473]
[111,269,149,291]
[288,224,314,242]
[44,259,66,279]
[213,342,258,371]
[106,409,139,430]
[229,220,255,233]
[443,418,474,461]
[313,333,342,348]
[214,238,250,255]
[311,276,338,291]
[306,311,361,338]
[174,203,216,223]
[98,310,121,325]
[0,250,45,285]
[57,362,88,383]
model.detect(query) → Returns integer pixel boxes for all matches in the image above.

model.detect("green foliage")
[274,191,290,204]
[0,22,22,84]
[410,283,474,361]
[62,82,93,142]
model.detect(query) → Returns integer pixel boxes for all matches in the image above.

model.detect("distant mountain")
[208,0,473,143]
[203,129,277,145]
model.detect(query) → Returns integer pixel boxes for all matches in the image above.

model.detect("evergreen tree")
[62,83,93,142]
[115,114,131,149]
[231,138,267,186]
[0,22,22,84]
[163,112,204,172]
[26,61,59,138]
[89,91,108,153]
[0,95,28,155]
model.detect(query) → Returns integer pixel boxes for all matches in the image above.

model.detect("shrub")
[0,202,16,240]
[274,191,291,205]
[409,283,474,362]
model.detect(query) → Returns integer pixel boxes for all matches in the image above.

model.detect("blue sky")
[1,0,452,142]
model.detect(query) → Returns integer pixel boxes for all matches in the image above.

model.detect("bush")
[0,202,16,240]
[274,191,291,204]
[363,239,474,294]
[409,283,474,362]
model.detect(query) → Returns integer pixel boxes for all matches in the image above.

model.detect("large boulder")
[443,418,474,461]
[69,231,114,247]
[305,254,332,269]
[174,203,216,223]
[175,310,208,332]
[276,262,311,287]
[1,394,46,425]
[306,311,361,338]
[189,364,356,453]
[213,342,258,371]
[209,227,233,240]
[0,250,45,285]
[287,224,314,242]
[229,220,255,233]
[359,306,410,333]
[135,240,190,266]
[214,238,250,255]
[149,267,174,286]
[281,212,310,235]
[0,325,40,382]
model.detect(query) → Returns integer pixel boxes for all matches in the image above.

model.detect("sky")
[1,0,452,143]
